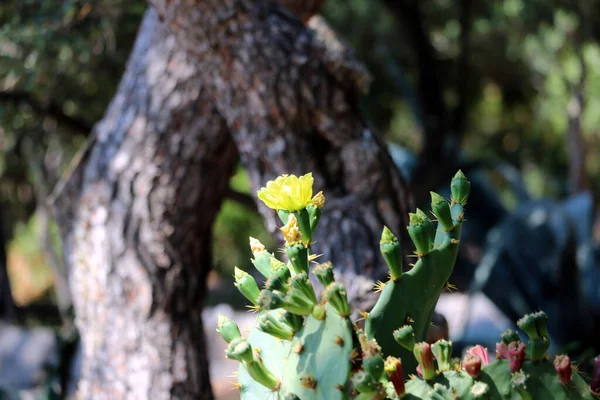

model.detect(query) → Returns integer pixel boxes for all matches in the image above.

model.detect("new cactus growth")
[218,172,598,399]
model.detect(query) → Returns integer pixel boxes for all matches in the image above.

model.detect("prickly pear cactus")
[217,172,599,399]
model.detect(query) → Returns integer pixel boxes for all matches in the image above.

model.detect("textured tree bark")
[50,9,236,399]
[151,0,413,308]
[0,208,15,321]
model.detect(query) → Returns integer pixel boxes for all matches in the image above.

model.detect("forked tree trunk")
[52,1,413,398]
[151,0,413,307]
[51,9,236,399]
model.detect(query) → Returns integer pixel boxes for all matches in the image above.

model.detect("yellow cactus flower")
[257,173,314,211]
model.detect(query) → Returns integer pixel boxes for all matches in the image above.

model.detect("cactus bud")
[526,337,550,361]
[313,262,335,286]
[408,209,434,256]
[280,310,303,332]
[450,170,470,205]
[384,357,405,398]
[307,191,325,232]
[283,273,317,315]
[293,209,312,244]
[310,191,325,208]
[413,342,435,380]
[249,237,266,254]
[265,264,291,293]
[510,370,531,400]
[234,267,261,305]
[323,282,351,317]
[431,339,453,372]
[430,383,454,400]
[217,313,241,343]
[393,325,416,351]
[501,329,521,345]
[517,311,548,340]
[508,341,526,372]
[496,342,510,360]
[359,335,384,380]
[380,226,403,280]
[258,289,285,310]
[256,311,295,340]
[311,304,326,320]
[591,355,600,394]
[352,370,380,394]
[226,337,254,363]
[430,192,453,231]
[251,245,273,278]
[463,353,482,378]
[228,338,280,390]
[467,345,490,365]
[553,355,572,386]
[470,382,489,398]
[286,243,309,275]
[280,213,303,246]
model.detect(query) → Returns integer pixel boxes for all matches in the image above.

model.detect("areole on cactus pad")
[217,171,600,399]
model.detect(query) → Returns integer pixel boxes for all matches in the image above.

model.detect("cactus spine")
[217,172,598,399]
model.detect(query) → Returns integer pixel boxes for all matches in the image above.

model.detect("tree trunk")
[50,9,237,399]
[150,0,413,308]
[0,208,15,321]
[52,1,414,396]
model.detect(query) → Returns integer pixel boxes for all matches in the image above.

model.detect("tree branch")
[382,0,455,205]
[0,90,92,135]
[452,0,473,138]
[383,0,447,151]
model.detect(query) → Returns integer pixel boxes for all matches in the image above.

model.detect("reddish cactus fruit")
[508,342,526,372]
[463,353,482,378]
[553,355,572,386]
[384,357,405,397]
[496,341,510,360]
[467,345,490,366]
[591,355,600,394]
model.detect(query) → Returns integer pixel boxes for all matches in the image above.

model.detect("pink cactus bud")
[467,345,490,366]
[416,364,422,377]
[508,341,526,372]
[413,342,435,380]
[591,355,600,394]
[496,342,510,360]
[463,353,482,378]
[553,355,571,386]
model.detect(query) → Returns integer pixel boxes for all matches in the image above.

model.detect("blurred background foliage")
[1,0,600,323]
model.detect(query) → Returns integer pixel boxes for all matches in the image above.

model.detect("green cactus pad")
[367,177,467,374]
[405,370,475,399]
[476,359,593,399]
[223,172,599,400]
[282,304,354,399]
[237,311,292,400]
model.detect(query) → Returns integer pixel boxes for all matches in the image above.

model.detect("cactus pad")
[217,172,599,400]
